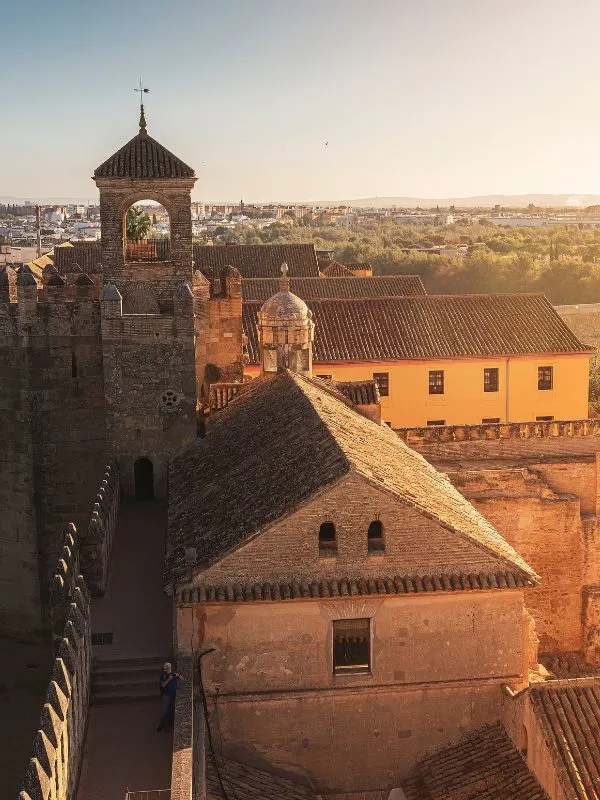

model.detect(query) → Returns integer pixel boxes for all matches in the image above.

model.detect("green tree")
[126,206,152,242]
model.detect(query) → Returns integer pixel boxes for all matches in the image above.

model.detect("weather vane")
[134,79,150,133]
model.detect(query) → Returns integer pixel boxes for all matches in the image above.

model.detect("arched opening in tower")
[134,457,155,501]
[124,200,170,263]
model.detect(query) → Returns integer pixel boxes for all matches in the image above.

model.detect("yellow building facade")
[243,293,592,428]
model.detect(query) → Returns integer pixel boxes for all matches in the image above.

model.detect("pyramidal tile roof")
[167,370,539,585]
[94,128,195,180]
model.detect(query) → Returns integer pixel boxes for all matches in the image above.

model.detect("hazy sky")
[3,0,600,201]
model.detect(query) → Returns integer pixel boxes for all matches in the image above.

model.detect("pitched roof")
[207,756,314,800]
[529,678,600,800]
[167,371,538,585]
[335,379,380,405]
[319,260,356,277]
[403,723,547,800]
[243,295,590,364]
[94,131,195,179]
[344,261,373,272]
[54,241,102,274]
[241,275,427,302]
[193,243,319,278]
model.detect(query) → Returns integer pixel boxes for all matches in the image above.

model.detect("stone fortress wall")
[79,461,120,595]
[396,418,600,657]
[19,524,92,800]
[0,267,107,633]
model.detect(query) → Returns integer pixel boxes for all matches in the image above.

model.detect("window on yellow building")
[484,367,499,392]
[373,372,389,396]
[482,417,500,424]
[333,618,370,673]
[428,370,444,394]
[367,520,384,553]
[427,419,445,426]
[538,366,553,390]
[319,521,337,553]
[536,415,554,421]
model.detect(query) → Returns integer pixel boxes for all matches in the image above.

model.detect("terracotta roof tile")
[530,678,600,800]
[319,260,357,277]
[194,244,319,278]
[179,571,529,604]
[206,755,314,800]
[242,275,426,302]
[54,242,102,274]
[94,131,195,179]
[167,371,538,585]
[403,723,548,800]
[243,295,589,364]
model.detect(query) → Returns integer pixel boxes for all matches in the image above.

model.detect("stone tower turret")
[93,109,200,498]
[258,263,315,376]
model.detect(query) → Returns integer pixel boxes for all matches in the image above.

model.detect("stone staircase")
[91,656,167,704]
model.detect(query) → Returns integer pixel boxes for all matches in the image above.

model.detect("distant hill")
[326,194,600,209]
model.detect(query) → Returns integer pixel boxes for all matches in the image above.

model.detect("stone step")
[91,684,161,705]
[92,672,158,690]
[92,655,169,671]
[93,663,162,682]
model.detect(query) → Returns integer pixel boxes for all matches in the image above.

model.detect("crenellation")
[80,462,120,594]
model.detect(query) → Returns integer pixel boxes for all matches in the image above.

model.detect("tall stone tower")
[93,107,200,499]
[257,263,315,376]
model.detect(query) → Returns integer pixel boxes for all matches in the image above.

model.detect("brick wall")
[449,468,586,653]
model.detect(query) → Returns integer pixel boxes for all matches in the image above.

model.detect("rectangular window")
[426,419,446,426]
[333,618,370,673]
[536,415,554,421]
[316,374,332,380]
[538,366,553,390]
[373,372,389,397]
[482,417,500,424]
[484,367,499,392]
[428,370,444,394]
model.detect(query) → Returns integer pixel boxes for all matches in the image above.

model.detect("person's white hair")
[163,662,172,671]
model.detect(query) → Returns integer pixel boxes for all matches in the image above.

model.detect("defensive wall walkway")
[77,502,173,800]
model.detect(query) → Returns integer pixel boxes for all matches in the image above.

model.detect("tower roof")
[94,119,195,180]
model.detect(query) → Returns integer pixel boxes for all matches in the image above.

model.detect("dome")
[260,290,310,322]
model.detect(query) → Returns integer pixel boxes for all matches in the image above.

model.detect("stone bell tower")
[93,105,201,499]
[258,263,315,376]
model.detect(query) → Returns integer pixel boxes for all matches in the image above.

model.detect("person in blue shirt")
[157,661,182,732]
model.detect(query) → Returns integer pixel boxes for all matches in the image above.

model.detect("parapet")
[18,574,91,800]
[80,462,120,595]
[49,523,80,642]
[395,418,600,446]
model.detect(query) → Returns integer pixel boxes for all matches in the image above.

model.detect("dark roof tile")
[94,131,195,179]
[243,295,589,364]
[194,244,319,278]
[242,275,426,302]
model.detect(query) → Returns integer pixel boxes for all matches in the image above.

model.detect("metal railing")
[125,791,171,800]
[125,238,171,263]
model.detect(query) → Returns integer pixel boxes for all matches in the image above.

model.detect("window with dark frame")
[373,372,389,397]
[319,521,337,552]
[483,367,499,392]
[427,419,445,426]
[538,366,553,390]
[333,618,370,673]
[482,417,500,424]
[367,520,384,553]
[428,370,444,394]
[536,415,554,421]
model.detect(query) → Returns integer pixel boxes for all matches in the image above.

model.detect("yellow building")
[243,293,592,428]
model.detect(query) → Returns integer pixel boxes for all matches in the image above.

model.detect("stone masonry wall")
[0,287,41,632]
[19,536,91,800]
[79,462,120,596]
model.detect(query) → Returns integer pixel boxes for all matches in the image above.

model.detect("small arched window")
[368,520,385,553]
[319,521,337,553]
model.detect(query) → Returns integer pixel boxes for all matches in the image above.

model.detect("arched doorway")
[134,457,154,501]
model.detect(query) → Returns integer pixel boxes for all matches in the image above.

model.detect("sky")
[3,0,600,202]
